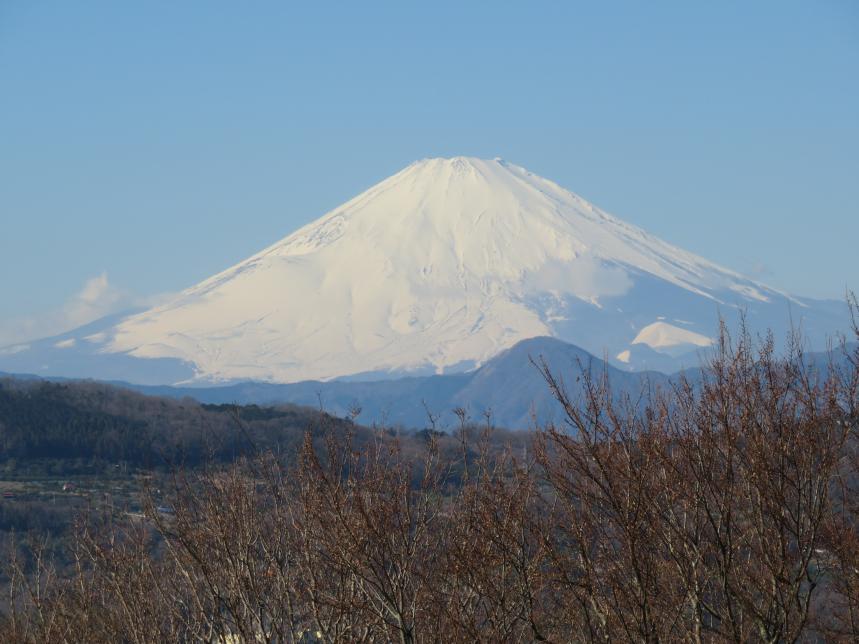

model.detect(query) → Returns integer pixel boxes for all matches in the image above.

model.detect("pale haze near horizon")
[0,1,857,346]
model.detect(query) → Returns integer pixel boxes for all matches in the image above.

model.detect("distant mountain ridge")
[2,336,679,429]
[4,336,854,430]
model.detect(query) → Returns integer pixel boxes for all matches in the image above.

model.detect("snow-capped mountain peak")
[1,157,841,384]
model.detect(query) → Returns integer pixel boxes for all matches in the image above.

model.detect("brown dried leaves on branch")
[2,304,859,642]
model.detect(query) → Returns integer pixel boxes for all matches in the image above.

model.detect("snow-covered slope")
[0,157,845,384]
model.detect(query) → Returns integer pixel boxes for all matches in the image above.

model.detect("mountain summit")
[1,157,843,384]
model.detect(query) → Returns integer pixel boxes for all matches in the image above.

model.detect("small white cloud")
[0,344,30,356]
[54,338,77,349]
[0,273,174,347]
[62,272,126,330]
[523,254,632,303]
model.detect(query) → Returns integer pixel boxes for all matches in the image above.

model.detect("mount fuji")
[0,157,845,385]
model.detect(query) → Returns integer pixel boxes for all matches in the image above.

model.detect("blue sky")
[1,1,857,344]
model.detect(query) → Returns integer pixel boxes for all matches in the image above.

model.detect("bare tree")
[2,305,858,643]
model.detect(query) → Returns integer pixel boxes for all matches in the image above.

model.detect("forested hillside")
[0,379,352,475]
